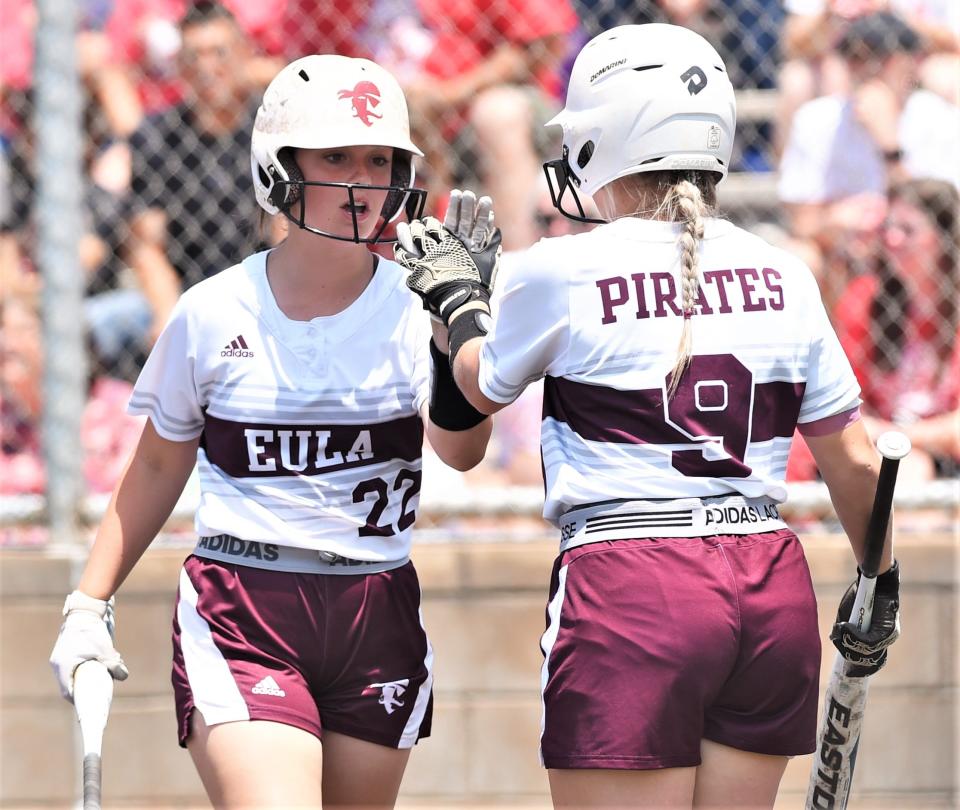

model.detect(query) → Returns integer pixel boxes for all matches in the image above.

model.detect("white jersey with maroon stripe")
[479,218,861,524]
[128,250,431,561]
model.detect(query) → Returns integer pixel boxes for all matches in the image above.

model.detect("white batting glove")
[50,590,129,702]
[443,189,496,251]
[398,189,496,258]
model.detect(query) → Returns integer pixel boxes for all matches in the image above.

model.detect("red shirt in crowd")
[106,0,286,113]
[834,274,959,424]
[416,0,579,99]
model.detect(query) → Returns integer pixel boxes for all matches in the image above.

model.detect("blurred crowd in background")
[1,0,957,515]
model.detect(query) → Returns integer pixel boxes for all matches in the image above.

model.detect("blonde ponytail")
[666,179,707,399]
[607,170,717,399]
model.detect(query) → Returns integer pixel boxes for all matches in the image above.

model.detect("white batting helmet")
[546,24,737,202]
[251,54,425,241]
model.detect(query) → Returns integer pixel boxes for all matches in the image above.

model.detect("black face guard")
[542,158,606,226]
[274,179,428,244]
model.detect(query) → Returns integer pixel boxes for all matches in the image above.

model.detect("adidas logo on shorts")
[222,334,254,358]
[251,675,285,697]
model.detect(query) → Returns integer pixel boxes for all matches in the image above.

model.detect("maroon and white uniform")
[129,250,435,748]
[482,218,859,523]
[479,218,862,768]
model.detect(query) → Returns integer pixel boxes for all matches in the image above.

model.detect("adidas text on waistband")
[194,535,407,575]
[559,495,786,551]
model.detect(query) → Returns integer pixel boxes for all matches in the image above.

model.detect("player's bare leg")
[187,710,322,808]
[320,730,411,808]
[549,766,696,808]
[693,739,788,809]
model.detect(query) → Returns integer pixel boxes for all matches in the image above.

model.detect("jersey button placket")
[315,334,328,375]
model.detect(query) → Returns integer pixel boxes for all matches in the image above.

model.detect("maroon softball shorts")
[539,529,821,769]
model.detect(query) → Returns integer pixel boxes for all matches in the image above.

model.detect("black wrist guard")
[447,294,491,364]
[428,339,487,431]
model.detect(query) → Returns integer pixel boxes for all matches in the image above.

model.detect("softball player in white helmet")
[50,54,492,808]
[396,24,901,809]
[251,55,426,243]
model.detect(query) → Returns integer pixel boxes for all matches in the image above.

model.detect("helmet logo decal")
[338,81,383,126]
[590,58,626,83]
[680,66,707,95]
[708,125,721,150]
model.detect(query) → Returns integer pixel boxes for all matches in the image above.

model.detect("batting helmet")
[251,54,426,242]
[544,24,736,220]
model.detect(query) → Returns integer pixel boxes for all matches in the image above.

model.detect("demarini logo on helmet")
[590,58,626,83]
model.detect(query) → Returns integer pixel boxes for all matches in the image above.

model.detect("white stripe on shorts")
[538,564,569,766]
[399,602,435,748]
[177,568,250,726]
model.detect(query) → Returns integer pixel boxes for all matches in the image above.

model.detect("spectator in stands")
[1,0,143,286]
[778,0,959,155]
[0,89,147,381]
[834,179,959,478]
[778,12,960,256]
[1,0,144,142]
[125,1,264,343]
[104,0,285,116]
[359,0,580,251]
[0,294,145,495]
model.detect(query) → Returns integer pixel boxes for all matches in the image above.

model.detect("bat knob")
[876,430,911,461]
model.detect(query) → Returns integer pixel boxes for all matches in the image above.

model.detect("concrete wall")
[1,530,956,809]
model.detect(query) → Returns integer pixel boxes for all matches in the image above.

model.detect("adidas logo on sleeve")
[222,335,255,358]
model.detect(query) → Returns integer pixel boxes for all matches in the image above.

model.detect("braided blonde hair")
[608,170,715,399]
[667,179,708,398]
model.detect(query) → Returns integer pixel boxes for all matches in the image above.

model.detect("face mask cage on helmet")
[263,148,427,243]
[542,145,606,226]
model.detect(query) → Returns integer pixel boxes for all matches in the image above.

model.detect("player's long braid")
[667,179,707,398]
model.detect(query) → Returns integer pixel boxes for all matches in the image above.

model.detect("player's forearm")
[805,420,893,571]
[78,426,198,600]
[426,417,493,471]
[453,338,503,416]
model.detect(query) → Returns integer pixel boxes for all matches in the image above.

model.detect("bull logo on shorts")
[338,81,383,126]
[366,679,409,714]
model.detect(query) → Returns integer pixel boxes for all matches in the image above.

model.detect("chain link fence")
[1,0,958,544]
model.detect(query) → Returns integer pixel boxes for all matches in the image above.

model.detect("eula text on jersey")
[595,267,784,325]
[200,412,423,477]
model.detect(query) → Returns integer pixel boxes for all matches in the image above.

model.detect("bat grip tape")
[83,752,102,810]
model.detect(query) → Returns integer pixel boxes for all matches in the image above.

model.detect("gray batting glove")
[50,590,129,702]
[443,189,496,251]
[397,189,496,259]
